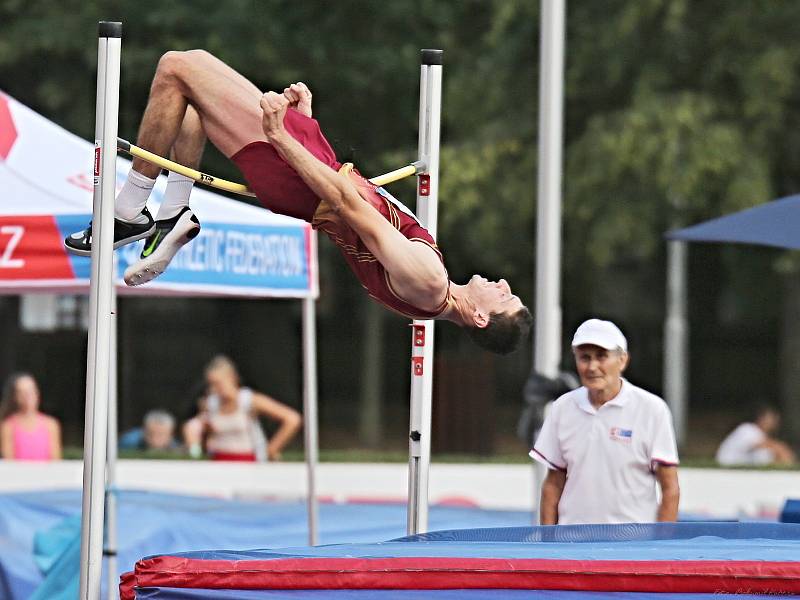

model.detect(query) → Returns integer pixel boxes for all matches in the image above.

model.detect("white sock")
[157,172,194,220]
[116,169,156,223]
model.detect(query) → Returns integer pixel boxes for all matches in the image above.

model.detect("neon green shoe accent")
[141,231,162,257]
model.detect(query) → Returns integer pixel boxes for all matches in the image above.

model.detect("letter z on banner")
[0,217,75,280]
[0,225,24,268]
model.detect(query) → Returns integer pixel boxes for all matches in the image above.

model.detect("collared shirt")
[531,379,679,525]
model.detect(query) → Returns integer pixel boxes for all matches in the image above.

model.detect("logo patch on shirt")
[610,427,633,444]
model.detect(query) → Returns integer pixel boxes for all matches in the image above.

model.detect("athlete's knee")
[153,52,182,85]
[183,49,213,62]
[160,49,215,78]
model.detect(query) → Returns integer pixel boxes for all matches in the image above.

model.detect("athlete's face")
[144,421,174,450]
[14,376,40,414]
[466,275,523,316]
[757,410,780,434]
[206,367,239,401]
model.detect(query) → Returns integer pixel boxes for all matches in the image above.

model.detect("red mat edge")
[119,557,800,600]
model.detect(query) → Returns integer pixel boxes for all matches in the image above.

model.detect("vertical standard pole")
[664,240,688,446]
[532,0,565,524]
[79,20,121,600]
[105,285,118,599]
[407,48,442,535]
[533,0,565,380]
[302,230,320,545]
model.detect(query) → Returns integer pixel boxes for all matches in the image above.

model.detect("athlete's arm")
[539,468,566,525]
[0,420,13,459]
[655,465,680,521]
[48,418,62,460]
[250,392,302,461]
[261,92,448,308]
[183,399,209,457]
[755,438,796,464]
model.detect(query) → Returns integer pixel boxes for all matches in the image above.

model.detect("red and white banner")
[0,91,317,298]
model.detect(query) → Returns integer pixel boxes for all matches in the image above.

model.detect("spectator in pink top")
[0,373,62,460]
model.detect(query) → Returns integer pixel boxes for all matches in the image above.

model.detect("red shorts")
[231,109,340,223]
[211,451,257,462]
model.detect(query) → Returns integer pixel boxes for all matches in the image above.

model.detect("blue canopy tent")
[662,194,800,448]
[666,194,800,249]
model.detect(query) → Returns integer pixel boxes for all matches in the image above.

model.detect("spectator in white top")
[183,356,302,461]
[716,405,795,467]
[531,319,680,525]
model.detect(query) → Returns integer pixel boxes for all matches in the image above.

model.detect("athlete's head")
[0,372,40,419]
[204,355,241,400]
[462,275,532,354]
[752,405,781,435]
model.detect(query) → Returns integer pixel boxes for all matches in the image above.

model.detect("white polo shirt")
[531,379,679,525]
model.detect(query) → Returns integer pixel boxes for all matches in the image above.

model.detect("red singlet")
[232,110,449,319]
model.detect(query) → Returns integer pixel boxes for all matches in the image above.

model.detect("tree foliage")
[3,0,800,444]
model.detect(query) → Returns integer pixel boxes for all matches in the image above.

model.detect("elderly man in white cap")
[531,318,680,525]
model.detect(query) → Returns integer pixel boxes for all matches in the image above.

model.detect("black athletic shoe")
[64,208,155,256]
[124,207,201,286]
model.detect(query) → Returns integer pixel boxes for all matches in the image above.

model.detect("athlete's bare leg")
[121,104,210,286]
[132,50,266,178]
[170,104,206,169]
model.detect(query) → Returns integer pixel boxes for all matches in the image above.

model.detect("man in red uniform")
[65,50,531,354]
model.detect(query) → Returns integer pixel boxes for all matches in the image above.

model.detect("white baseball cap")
[571,319,627,352]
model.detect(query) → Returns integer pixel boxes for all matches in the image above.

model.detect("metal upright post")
[105,284,118,599]
[533,0,565,380]
[302,230,320,545]
[79,20,121,600]
[407,49,442,535]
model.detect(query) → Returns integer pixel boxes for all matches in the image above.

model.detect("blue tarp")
[165,521,800,563]
[665,194,800,250]
[0,490,531,600]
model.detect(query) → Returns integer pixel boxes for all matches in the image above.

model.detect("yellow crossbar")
[117,138,423,197]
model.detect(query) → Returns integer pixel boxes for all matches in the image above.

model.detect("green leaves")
[2,0,798,347]
[566,87,772,268]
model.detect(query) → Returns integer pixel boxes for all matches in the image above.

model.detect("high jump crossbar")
[117,138,426,194]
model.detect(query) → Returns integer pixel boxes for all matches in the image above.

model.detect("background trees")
[2,0,799,454]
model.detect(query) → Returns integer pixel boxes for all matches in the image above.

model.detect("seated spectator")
[119,409,180,451]
[0,373,62,460]
[184,356,302,461]
[716,405,795,466]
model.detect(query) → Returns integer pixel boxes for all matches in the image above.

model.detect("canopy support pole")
[664,240,689,446]
[302,230,320,545]
[407,49,443,536]
[79,20,121,600]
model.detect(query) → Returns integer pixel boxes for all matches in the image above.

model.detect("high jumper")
[65,49,532,353]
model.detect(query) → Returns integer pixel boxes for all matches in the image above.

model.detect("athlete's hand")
[260,91,290,142]
[283,82,312,118]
